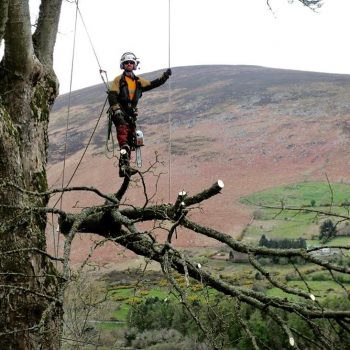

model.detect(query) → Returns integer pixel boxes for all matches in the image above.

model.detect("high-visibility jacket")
[108,71,168,117]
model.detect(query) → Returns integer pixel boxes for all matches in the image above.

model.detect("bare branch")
[161,252,220,350]
[0,285,60,303]
[0,247,63,262]
[1,181,120,204]
[114,176,130,201]
[248,253,312,300]
[296,0,323,10]
[183,179,224,207]
[270,0,323,11]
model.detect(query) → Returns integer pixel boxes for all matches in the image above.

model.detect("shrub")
[147,338,209,350]
[285,273,298,282]
[99,328,126,348]
[191,283,204,292]
[337,224,350,237]
[342,199,350,207]
[253,209,264,220]
[252,283,266,293]
[131,329,183,349]
[124,327,138,347]
[126,296,142,305]
[187,295,201,306]
[255,272,263,280]
[310,273,328,281]
[319,219,337,243]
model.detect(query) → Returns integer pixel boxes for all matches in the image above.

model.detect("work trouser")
[111,113,136,155]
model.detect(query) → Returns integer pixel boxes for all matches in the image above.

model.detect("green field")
[77,181,350,341]
[267,280,350,300]
[241,181,350,208]
[240,181,350,246]
[102,277,217,327]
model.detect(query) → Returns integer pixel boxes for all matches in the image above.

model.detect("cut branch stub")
[172,190,187,219]
[173,202,186,221]
[175,191,187,207]
[184,180,224,207]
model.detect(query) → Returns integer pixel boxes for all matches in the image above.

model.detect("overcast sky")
[29,0,350,94]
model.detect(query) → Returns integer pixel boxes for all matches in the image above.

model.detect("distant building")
[309,247,341,258]
[229,251,249,263]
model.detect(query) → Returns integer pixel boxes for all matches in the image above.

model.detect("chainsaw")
[134,129,144,168]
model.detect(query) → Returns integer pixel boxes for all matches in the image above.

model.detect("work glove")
[115,109,124,117]
[163,68,172,78]
[110,107,124,123]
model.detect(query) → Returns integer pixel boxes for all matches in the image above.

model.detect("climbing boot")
[119,149,128,177]
[119,148,137,178]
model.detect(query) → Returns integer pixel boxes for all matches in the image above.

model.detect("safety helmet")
[120,52,139,70]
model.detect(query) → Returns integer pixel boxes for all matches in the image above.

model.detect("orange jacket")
[108,71,169,117]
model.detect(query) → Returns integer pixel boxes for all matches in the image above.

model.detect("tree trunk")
[0,77,61,350]
[0,0,63,348]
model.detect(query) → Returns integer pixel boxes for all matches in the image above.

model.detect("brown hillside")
[47,65,350,264]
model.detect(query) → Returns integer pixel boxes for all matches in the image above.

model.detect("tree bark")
[0,0,9,42]
[0,1,62,349]
[33,0,63,67]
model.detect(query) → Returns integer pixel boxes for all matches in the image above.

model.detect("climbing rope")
[75,1,110,91]
[58,0,79,211]
[56,0,110,207]
[51,0,80,259]
[52,0,174,253]
[74,0,115,156]
[168,0,172,202]
[64,98,108,188]
[53,0,109,258]
[77,0,117,157]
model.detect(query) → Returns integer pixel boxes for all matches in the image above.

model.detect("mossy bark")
[1,1,64,348]
[0,74,62,349]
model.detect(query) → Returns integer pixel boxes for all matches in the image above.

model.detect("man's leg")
[116,125,137,178]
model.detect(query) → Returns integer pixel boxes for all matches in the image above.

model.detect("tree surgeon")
[108,52,172,177]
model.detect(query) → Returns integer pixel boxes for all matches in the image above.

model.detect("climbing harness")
[104,103,145,167]
[105,107,145,167]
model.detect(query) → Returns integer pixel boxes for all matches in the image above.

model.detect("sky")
[26,0,350,94]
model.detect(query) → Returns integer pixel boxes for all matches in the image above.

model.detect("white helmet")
[120,52,139,70]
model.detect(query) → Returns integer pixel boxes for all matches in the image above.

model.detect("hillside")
[47,65,350,264]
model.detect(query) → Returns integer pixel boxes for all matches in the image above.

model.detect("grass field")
[241,181,350,208]
[105,279,219,325]
[266,280,350,300]
[240,181,350,247]
[100,262,350,330]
